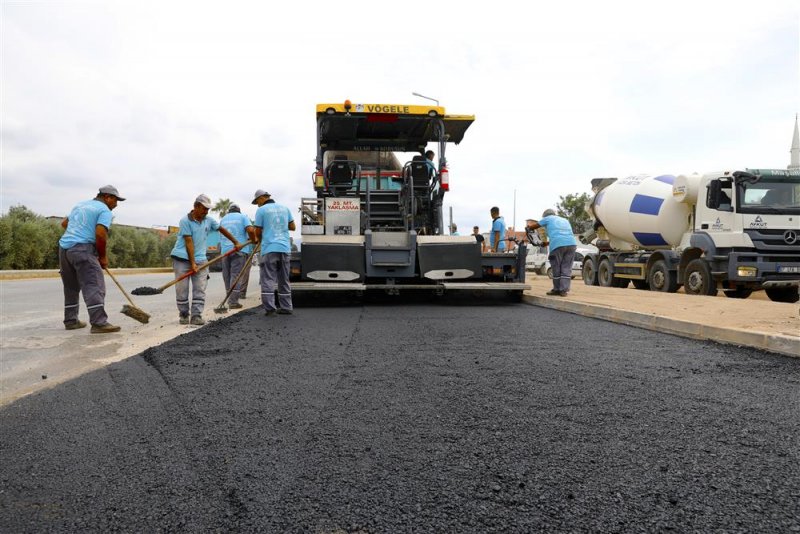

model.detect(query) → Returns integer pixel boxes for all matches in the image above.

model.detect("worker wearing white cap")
[58,185,126,333]
[170,194,242,325]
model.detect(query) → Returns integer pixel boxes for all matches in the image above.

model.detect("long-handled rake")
[132,241,254,296]
[214,246,259,314]
[104,268,151,324]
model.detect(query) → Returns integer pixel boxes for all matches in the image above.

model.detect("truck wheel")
[648,260,678,292]
[546,267,553,279]
[582,258,598,286]
[598,258,614,287]
[684,259,718,296]
[765,287,800,303]
[723,287,753,299]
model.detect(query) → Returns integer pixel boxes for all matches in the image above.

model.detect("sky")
[2,0,798,235]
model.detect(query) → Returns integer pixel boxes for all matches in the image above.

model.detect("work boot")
[65,320,87,330]
[90,323,121,334]
[265,310,276,317]
[190,315,205,326]
[229,303,243,309]
[546,290,561,296]
[277,309,293,315]
[179,314,190,325]
[558,291,569,297]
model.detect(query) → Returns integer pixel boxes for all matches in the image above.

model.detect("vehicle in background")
[581,170,800,302]
[292,100,529,299]
[526,243,598,279]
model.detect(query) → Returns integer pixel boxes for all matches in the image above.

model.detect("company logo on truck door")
[711,217,730,231]
[749,215,768,229]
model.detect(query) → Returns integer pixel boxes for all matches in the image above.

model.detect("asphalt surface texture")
[1,296,799,533]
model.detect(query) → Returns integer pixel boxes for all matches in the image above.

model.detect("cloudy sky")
[2,1,798,234]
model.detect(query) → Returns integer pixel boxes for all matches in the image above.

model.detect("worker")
[489,206,507,253]
[526,209,577,296]
[450,223,460,236]
[58,185,125,333]
[472,226,485,252]
[253,189,296,316]
[171,194,241,325]
[425,150,436,172]
[219,203,255,309]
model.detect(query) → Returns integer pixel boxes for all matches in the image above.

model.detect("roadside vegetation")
[0,205,177,269]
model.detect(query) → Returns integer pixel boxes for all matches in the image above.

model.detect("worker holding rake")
[219,203,256,309]
[170,194,243,325]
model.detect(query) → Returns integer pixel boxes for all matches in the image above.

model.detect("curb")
[0,268,173,280]
[523,295,799,359]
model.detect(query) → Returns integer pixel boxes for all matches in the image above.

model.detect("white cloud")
[1,0,798,236]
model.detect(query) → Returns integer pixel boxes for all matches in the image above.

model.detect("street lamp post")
[411,92,439,106]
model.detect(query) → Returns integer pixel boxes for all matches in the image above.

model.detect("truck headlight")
[737,266,757,277]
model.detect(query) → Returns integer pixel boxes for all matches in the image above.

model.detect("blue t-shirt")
[170,213,220,263]
[220,212,253,254]
[59,199,113,249]
[254,202,294,255]
[538,215,577,251]
[490,216,507,251]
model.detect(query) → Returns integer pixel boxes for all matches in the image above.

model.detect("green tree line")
[0,205,177,270]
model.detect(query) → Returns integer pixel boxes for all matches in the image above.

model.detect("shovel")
[132,241,254,296]
[104,268,151,324]
[214,246,259,314]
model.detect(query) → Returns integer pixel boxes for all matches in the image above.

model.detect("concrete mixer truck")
[581,169,800,303]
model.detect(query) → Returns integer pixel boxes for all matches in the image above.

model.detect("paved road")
[1,301,798,532]
[0,270,260,404]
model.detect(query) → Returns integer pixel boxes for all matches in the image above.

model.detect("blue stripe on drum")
[633,232,668,246]
[629,194,663,216]
[654,174,675,185]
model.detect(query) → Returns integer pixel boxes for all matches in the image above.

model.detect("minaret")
[790,114,800,170]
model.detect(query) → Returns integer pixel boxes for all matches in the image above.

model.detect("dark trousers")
[222,252,247,306]
[549,245,576,292]
[59,244,108,326]
[260,252,292,312]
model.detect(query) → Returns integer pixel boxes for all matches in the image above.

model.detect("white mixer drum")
[592,174,690,249]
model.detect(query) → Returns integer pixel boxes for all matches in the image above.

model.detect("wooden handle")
[159,240,254,292]
[104,268,138,308]
[217,246,259,308]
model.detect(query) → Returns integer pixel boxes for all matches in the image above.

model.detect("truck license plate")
[778,266,800,273]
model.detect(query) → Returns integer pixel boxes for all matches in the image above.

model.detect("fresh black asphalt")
[1,299,798,532]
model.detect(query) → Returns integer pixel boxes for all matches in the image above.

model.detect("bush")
[0,205,176,269]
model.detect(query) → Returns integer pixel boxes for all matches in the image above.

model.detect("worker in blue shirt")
[220,204,255,309]
[58,185,125,333]
[489,206,507,252]
[253,189,296,315]
[527,209,577,296]
[170,194,241,325]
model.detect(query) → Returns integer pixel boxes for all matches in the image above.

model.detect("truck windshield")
[737,178,800,215]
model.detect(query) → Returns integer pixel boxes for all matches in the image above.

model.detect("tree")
[212,198,232,218]
[556,192,592,236]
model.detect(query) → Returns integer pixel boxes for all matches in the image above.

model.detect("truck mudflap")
[290,282,530,292]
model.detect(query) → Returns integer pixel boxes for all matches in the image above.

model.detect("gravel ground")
[1,300,798,533]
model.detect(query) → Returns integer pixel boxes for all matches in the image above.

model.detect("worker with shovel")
[220,203,256,310]
[58,185,125,334]
[170,194,243,325]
